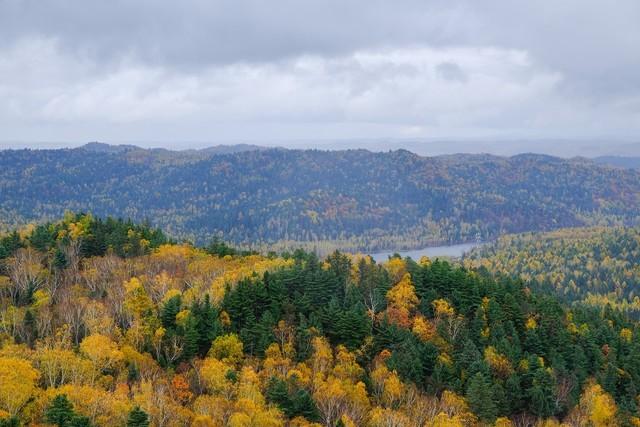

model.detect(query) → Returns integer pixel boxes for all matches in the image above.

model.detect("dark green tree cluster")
[222,251,375,358]
[265,376,320,421]
[126,407,149,427]
[45,394,92,427]
[0,231,22,260]
[157,294,223,365]
[44,394,149,427]
[204,236,256,257]
[219,253,640,423]
[1,213,168,263]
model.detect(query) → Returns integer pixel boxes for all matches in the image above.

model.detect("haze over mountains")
[2,143,639,251]
[5,138,640,159]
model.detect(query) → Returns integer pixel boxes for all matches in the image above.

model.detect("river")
[368,242,481,263]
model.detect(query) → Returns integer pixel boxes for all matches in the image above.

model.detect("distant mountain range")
[1,144,639,251]
[594,156,640,170]
[81,141,269,156]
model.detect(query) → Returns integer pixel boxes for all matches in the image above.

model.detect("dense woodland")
[2,146,640,251]
[464,227,640,315]
[1,214,639,426]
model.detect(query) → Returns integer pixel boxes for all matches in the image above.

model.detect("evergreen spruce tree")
[505,373,524,414]
[0,231,23,259]
[320,297,342,342]
[240,312,258,355]
[291,388,321,422]
[23,309,38,346]
[161,295,181,330]
[69,416,92,427]
[265,377,292,416]
[0,417,19,427]
[29,225,54,251]
[255,311,276,355]
[466,372,498,422]
[126,407,149,427]
[337,303,369,349]
[53,247,68,270]
[458,339,481,373]
[294,316,314,362]
[181,314,200,361]
[526,368,556,418]
[193,295,221,356]
[45,394,75,426]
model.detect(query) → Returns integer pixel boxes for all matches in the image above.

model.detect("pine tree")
[466,372,498,422]
[291,388,320,422]
[46,394,75,426]
[192,295,221,356]
[69,416,92,427]
[265,377,292,416]
[126,407,149,427]
[254,311,276,355]
[266,376,321,422]
[23,309,38,346]
[458,339,481,373]
[161,295,181,330]
[505,373,523,414]
[320,297,342,342]
[0,417,19,427]
[527,368,556,418]
[181,314,200,361]
[29,225,54,251]
[0,231,23,259]
[53,247,68,270]
[337,303,370,349]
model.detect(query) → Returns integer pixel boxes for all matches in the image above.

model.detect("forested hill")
[464,227,640,314]
[1,145,640,250]
[595,156,640,170]
[2,214,640,425]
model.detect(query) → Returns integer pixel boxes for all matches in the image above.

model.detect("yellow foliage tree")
[384,258,407,283]
[370,363,404,408]
[313,376,369,426]
[484,346,513,378]
[412,315,437,342]
[79,334,124,376]
[200,358,235,398]
[432,299,455,318]
[310,336,333,379]
[494,417,514,427]
[430,412,464,427]
[566,381,617,427]
[385,273,419,327]
[0,357,40,416]
[209,333,244,365]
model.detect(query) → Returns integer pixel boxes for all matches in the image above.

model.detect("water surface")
[369,242,481,263]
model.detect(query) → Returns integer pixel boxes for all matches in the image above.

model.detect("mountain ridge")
[1,145,639,251]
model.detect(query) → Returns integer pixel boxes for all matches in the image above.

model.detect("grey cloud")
[436,62,467,83]
[0,0,638,146]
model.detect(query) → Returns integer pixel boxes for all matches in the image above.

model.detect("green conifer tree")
[126,407,149,427]
[466,372,498,422]
[45,394,75,426]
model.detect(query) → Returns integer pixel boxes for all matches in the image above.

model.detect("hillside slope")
[1,214,640,425]
[464,227,640,314]
[594,156,640,170]
[1,146,639,250]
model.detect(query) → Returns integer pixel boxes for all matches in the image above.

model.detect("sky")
[0,0,639,154]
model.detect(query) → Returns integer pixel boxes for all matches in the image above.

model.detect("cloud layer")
[0,0,639,146]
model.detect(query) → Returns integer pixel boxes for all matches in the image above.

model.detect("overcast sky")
[1,0,639,152]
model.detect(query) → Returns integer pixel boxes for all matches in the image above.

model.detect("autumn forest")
[1,211,639,427]
[3,0,640,425]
